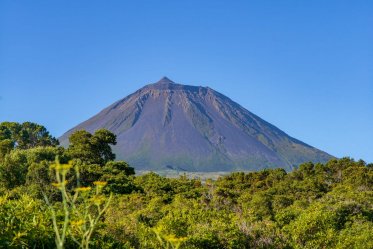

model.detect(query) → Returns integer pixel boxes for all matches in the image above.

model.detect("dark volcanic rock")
[59,77,332,171]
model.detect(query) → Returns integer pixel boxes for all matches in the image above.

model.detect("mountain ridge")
[60,77,333,171]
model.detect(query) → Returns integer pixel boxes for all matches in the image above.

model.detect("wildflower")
[58,164,73,170]
[75,187,92,192]
[93,181,107,187]
[51,163,73,170]
[71,220,85,226]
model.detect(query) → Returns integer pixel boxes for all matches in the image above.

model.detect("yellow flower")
[75,186,92,192]
[93,181,107,187]
[60,164,73,170]
[51,163,73,170]
[70,220,85,226]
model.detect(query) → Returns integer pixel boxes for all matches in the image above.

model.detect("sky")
[0,1,372,163]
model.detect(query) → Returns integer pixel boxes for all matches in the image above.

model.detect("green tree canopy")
[66,129,117,165]
[0,122,59,161]
[0,146,65,189]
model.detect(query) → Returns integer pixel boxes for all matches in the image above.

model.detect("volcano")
[59,77,332,171]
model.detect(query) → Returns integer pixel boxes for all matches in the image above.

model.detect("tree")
[100,161,136,194]
[0,139,14,162]
[66,129,116,165]
[0,124,16,162]
[0,122,59,155]
[65,129,139,194]
[0,149,28,189]
[0,146,64,189]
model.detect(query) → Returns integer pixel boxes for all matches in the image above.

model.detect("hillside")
[60,77,332,171]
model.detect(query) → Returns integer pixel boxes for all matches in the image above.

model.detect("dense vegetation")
[0,122,372,248]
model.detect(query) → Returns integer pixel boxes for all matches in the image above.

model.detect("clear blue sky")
[1,1,372,163]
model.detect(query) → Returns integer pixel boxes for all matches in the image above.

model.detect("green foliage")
[0,122,60,189]
[101,161,136,194]
[0,193,55,248]
[0,139,372,249]
[66,129,117,165]
[284,185,373,248]
[0,138,13,162]
[0,146,65,189]
[73,160,136,194]
[0,122,58,153]
[45,160,113,249]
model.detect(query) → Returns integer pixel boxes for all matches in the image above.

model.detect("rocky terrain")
[60,77,332,171]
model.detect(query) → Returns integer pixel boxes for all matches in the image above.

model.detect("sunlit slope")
[60,77,332,171]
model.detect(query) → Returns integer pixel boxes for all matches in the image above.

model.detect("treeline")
[0,122,372,248]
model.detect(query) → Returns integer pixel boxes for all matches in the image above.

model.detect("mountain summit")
[155,76,175,84]
[60,78,332,171]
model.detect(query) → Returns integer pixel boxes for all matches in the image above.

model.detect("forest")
[0,121,372,249]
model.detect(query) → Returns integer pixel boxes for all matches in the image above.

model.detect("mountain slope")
[59,77,332,171]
